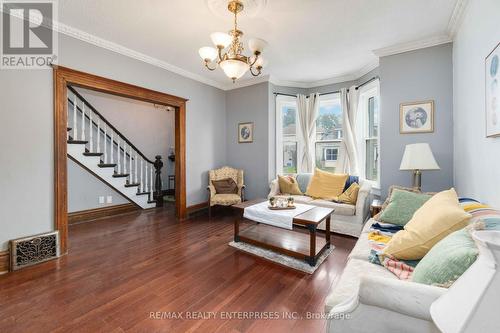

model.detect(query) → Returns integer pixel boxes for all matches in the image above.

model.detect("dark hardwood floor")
[0,205,356,333]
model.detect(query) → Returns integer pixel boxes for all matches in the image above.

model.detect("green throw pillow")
[379,189,431,226]
[412,228,478,287]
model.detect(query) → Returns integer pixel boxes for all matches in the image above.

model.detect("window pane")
[283,142,297,174]
[316,99,342,140]
[315,141,340,173]
[367,96,378,137]
[281,106,297,174]
[365,139,378,181]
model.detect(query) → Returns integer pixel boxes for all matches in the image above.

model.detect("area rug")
[229,241,334,274]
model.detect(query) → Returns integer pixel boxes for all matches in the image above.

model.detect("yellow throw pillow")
[333,182,360,205]
[382,188,471,260]
[277,175,303,195]
[305,168,348,199]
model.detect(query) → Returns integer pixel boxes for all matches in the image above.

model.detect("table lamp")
[399,143,440,190]
[430,230,500,332]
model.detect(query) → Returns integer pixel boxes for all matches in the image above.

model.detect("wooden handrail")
[67,86,154,164]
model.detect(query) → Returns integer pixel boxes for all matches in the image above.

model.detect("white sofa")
[268,174,372,237]
[325,219,446,333]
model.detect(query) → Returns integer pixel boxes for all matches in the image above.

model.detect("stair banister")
[81,102,85,141]
[89,109,93,151]
[67,85,166,206]
[103,123,107,163]
[96,118,100,153]
[67,86,154,165]
[73,95,77,139]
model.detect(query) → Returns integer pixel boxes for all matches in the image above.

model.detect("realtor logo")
[1,0,57,69]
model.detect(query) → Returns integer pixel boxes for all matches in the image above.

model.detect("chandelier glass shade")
[198,0,267,82]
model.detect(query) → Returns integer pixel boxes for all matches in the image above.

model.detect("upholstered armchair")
[207,166,245,218]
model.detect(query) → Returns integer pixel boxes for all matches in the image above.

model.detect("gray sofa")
[268,173,372,237]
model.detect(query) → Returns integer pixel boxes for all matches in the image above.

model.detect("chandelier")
[198,0,267,83]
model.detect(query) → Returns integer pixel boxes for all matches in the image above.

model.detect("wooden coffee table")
[232,199,334,266]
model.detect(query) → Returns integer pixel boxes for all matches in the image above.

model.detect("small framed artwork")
[486,42,500,137]
[238,122,253,143]
[400,100,434,134]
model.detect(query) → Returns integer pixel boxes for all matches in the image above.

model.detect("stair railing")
[66,86,163,206]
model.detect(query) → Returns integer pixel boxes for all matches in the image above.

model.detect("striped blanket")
[367,197,500,281]
[367,223,418,280]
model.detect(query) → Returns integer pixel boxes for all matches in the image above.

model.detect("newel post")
[153,155,164,207]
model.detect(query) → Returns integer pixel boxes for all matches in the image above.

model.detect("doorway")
[53,65,187,254]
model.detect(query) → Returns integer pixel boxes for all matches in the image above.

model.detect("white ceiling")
[57,0,462,89]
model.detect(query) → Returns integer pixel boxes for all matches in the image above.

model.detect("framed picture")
[486,42,500,137]
[400,100,434,134]
[238,122,253,143]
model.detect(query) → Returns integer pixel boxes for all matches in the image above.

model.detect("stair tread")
[147,200,156,204]
[67,140,88,144]
[98,163,116,168]
[136,192,150,196]
[113,173,129,178]
[125,183,140,187]
[83,152,103,156]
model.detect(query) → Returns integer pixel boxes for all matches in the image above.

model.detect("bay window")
[275,79,380,187]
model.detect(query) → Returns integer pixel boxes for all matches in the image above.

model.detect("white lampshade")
[210,32,232,48]
[399,143,440,170]
[220,59,250,80]
[198,47,218,61]
[248,38,268,53]
[430,230,500,332]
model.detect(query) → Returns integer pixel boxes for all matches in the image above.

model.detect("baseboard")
[187,201,208,215]
[0,249,9,274]
[68,203,140,224]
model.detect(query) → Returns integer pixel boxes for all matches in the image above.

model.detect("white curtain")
[337,86,360,175]
[297,93,319,173]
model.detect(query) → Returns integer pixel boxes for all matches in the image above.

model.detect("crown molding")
[54,22,228,90]
[447,0,469,38]
[373,34,452,58]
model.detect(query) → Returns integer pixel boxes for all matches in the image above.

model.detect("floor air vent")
[10,231,60,271]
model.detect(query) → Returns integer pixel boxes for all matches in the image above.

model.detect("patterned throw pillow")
[412,228,478,287]
[212,178,238,194]
[278,175,303,195]
[379,189,432,226]
[333,183,360,205]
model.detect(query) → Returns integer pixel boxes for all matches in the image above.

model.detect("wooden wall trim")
[0,250,9,274]
[68,203,140,224]
[54,65,188,254]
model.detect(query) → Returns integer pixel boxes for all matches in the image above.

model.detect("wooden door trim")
[54,65,188,254]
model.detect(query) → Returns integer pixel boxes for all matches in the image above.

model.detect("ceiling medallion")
[199,0,268,83]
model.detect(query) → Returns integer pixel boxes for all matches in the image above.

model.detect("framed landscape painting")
[238,122,253,143]
[486,42,500,137]
[400,100,434,134]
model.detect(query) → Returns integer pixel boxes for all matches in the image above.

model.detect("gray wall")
[225,82,270,199]
[0,32,226,251]
[453,0,500,207]
[67,158,128,212]
[379,43,454,198]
